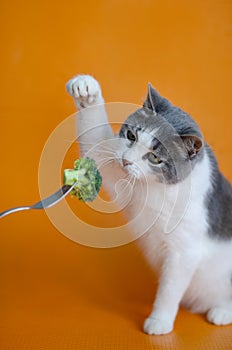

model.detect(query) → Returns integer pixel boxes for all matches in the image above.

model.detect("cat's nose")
[122,158,133,167]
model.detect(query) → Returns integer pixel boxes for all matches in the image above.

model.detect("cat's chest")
[126,181,210,271]
[125,180,208,240]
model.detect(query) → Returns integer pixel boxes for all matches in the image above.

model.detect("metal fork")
[0,182,77,219]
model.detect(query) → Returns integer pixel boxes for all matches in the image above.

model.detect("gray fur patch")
[204,145,232,240]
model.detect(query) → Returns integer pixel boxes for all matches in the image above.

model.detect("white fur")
[66,75,232,335]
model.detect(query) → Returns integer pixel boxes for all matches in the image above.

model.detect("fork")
[0,182,77,219]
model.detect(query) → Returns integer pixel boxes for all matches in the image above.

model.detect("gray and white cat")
[66,74,232,335]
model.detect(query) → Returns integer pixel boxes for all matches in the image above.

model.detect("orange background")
[1,1,232,349]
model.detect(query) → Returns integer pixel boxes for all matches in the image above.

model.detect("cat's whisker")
[78,140,97,145]
[98,156,115,165]
[97,144,118,152]
[129,175,137,192]
[120,174,136,197]
[111,175,135,208]
[97,150,116,157]
[119,175,134,193]
[97,158,115,170]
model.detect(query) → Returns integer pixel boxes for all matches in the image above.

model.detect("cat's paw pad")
[143,316,173,335]
[66,75,102,109]
[207,307,232,325]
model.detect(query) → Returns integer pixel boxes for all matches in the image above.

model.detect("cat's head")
[117,84,204,184]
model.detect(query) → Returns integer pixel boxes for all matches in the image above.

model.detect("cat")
[66,74,232,335]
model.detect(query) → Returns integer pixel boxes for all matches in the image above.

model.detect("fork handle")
[0,206,31,218]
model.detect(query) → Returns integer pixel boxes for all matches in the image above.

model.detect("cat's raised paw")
[143,316,173,335]
[207,307,232,325]
[66,75,102,109]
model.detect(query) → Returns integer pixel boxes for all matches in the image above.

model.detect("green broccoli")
[63,157,102,202]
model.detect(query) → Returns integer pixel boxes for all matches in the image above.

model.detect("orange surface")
[1,1,232,349]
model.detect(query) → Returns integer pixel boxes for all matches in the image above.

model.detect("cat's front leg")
[144,252,200,335]
[66,74,125,198]
[66,74,114,156]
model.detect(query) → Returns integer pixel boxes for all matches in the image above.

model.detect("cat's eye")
[127,130,136,142]
[147,152,162,165]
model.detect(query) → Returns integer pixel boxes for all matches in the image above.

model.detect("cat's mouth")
[120,159,140,178]
[122,158,133,167]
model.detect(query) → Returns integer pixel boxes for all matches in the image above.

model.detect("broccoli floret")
[63,157,102,202]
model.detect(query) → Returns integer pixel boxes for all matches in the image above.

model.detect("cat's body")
[66,74,232,335]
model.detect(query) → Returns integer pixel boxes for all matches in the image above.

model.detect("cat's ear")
[181,135,203,159]
[143,83,170,113]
